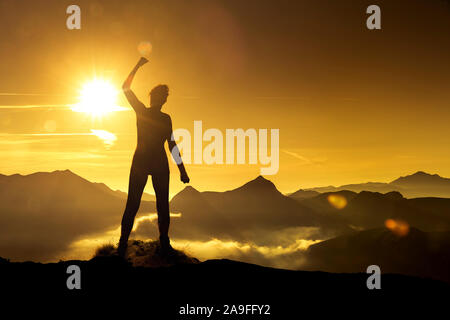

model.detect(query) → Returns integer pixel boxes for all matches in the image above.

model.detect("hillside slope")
[304,228,450,283]
[0,170,155,261]
[0,256,447,314]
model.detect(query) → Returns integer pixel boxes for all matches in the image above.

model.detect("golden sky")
[1,0,450,197]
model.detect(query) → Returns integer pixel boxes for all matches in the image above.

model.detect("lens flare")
[385,218,410,237]
[327,194,348,210]
[138,41,152,58]
[43,120,57,132]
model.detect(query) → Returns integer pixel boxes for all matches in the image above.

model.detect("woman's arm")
[167,118,190,183]
[168,139,190,183]
[122,57,148,113]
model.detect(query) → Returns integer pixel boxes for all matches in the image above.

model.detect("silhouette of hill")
[305,182,400,195]
[298,190,450,233]
[102,186,156,202]
[134,174,450,246]
[288,189,320,200]
[162,176,329,245]
[3,170,450,270]
[339,191,450,231]
[391,171,450,186]
[0,255,447,312]
[304,227,450,283]
[0,170,155,261]
[231,175,280,194]
[300,190,358,213]
[390,171,450,197]
[302,171,450,198]
[408,197,450,222]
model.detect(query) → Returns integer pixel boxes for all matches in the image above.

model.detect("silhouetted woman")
[118,57,189,257]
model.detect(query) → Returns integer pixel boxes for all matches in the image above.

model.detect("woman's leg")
[118,165,148,257]
[151,171,170,248]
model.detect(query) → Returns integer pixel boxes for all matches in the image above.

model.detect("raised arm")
[167,118,190,183]
[122,57,148,113]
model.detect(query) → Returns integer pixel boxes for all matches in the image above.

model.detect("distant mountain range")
[166,176,320,242]
[134,176,330,249]
[153,173,450,247]
[0,170,155,261]
[288,189,320,201]
[297,171,450,198]
[105,186,156,202]
[122,171,450,253]
[1,169,450,268]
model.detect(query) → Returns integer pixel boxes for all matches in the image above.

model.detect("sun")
[71,79,125,117]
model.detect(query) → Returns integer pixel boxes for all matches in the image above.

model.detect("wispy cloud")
[282,149,326,165]
[254,96,306,100]
[0,104,129,111]
[0,93,67,97]
[1,133,92,136]
[0,104,71,109]
[282,149,313,163]
[0,130,118,147]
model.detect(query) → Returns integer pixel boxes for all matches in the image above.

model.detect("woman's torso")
[133,109,171,174]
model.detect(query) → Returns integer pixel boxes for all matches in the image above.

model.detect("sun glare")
[71,79,125,117]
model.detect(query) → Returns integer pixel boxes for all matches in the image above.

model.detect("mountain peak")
[52,169,76,176]
[412,171,434,177]
[254,175,269,182]
[247,175,274,186]
[41,169,87,182]
[234,175,280,194]
[391,171,448,186]
[179,185,200,195]
[170,185,203,206]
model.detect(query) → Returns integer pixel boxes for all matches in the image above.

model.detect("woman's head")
[150,84,169,109]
